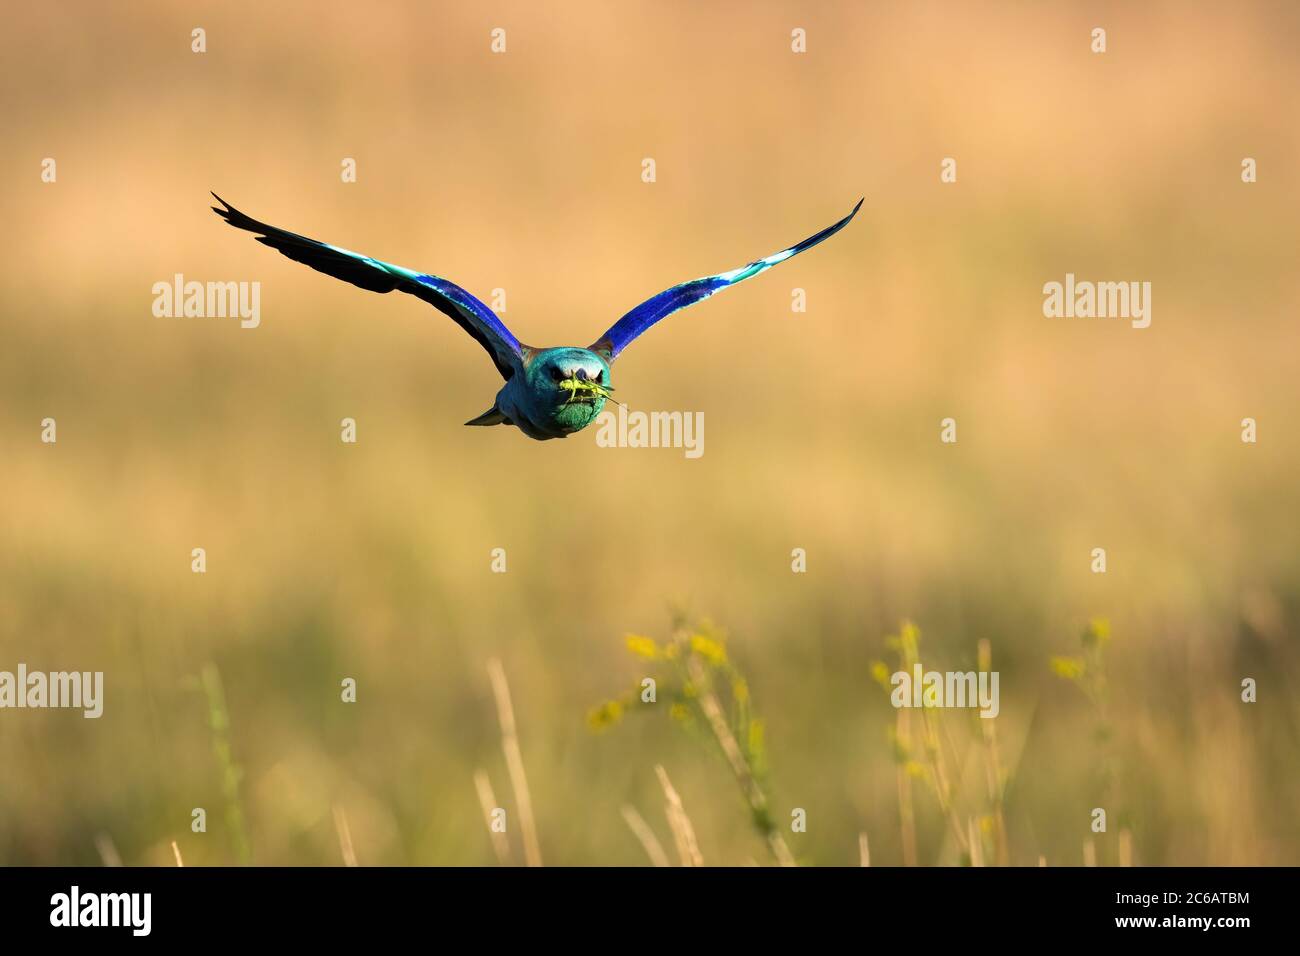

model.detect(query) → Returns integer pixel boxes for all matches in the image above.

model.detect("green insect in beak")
[558,377,618,406]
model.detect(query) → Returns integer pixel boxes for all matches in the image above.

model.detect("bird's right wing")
[212,193,525,380]
[587,199,862,363]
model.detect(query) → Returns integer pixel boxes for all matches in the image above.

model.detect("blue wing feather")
[212,193,524,379]
[590,199,862,361]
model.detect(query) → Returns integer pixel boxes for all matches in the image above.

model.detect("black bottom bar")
[0,865,1276,941]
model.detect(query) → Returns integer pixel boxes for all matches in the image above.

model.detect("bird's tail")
[465,405,509,427]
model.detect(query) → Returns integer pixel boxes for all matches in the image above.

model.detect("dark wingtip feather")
[209,193,270,235]
[210,192,236,223]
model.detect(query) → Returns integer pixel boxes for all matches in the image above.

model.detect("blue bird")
[212,194,861,440]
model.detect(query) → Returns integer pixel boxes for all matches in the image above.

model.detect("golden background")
[1,1,1297,865]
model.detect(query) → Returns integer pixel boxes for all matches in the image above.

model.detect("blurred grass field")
[1,1,1298,865]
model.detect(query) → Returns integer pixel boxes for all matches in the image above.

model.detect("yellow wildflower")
[585,700,624,732]
[1084,617,1112,646]
[690,634,727,665]
[732,677,749,703]
[870,661,892,690]
[624,634,659,660]
[1049,656,1085,681]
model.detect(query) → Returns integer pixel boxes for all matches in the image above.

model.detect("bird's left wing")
[588,199,862,363]
[212,193,525,380]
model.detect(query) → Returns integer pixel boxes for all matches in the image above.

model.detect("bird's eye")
[550,366,566,382]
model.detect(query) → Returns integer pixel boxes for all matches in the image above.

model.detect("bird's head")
[524,347,614,433]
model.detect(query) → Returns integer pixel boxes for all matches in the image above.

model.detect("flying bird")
[212,193,861,440]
